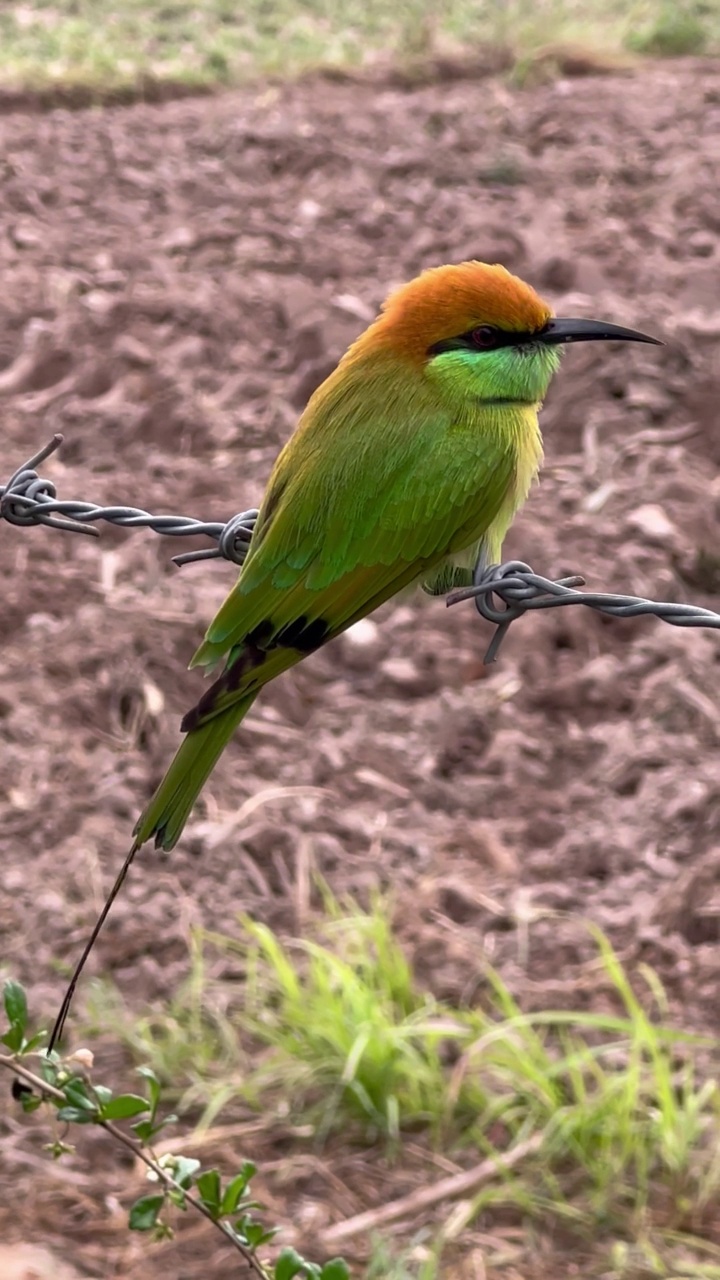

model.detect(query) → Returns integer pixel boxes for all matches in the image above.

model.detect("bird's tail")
[133,691,259,852]
[50,691,259,1049]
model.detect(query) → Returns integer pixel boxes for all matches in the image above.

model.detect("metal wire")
[0,435,258,567]
[447,562,720,662]
[3,434,720,664]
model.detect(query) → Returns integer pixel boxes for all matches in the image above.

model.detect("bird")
[49,260,662,1049]
[133,259,660,852]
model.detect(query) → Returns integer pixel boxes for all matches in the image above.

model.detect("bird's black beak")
[538,318,663,346]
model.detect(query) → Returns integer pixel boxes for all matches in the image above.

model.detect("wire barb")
[0,435,258,567]
[448,560,720,663]
[4,436,720,664]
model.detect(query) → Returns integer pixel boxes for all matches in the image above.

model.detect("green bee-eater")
[132,259,659,851]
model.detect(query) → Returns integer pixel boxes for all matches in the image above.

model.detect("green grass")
[86,891,720,1275]
[0,1,717,95]
[364,1237,442,1280]
[628,2,710,55]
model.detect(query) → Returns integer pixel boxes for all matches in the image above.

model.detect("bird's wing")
[191,400,517,693]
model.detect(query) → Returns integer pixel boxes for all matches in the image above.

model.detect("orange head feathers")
[366,261,553,364]
[311,259,661,421]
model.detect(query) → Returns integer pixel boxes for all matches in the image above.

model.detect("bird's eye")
[471,325,500,350]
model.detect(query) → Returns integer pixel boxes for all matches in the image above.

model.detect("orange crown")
[362,261,553,364]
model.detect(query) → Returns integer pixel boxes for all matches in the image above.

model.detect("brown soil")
[1,56,720,1279]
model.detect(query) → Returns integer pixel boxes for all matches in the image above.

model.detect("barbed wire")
[3,434,720,663]
[447,564,720,662]
[0,435,257,567]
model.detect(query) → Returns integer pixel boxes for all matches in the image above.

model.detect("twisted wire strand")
[447,562,720,662]
[0,435,258,566]
[3,435,720,662]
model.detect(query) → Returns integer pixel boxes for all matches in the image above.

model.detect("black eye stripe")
[428,324,548,356]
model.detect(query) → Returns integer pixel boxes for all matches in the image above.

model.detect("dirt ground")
[1,55,720,1279]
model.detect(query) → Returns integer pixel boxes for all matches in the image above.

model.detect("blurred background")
[1,3,720,1278]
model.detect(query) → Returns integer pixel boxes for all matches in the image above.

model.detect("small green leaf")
[62,1078,97,1111]
[221,1163,255,1215]
[274,1248,308,1280]
[101,1094,150,1121]
[57,1105,96,1124]
[131,1119,155,1142]
[196,1168,222,1214]
[320,1262,350,1280]
[233,1214,277,1247]
[131,1109,177,1144]
[20,1091,43,1114]
[172,1156,201,1188]
[136,1065,161,1116]
[3,980,27,1038]
[22,1031,47,1052]
[129,1194,165,1231]
[136,1065,161,1083]
[241,1221,271,1247]
[39,1058,61,1085]
[92,1085,112,1106]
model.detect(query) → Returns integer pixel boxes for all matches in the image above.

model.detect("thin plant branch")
[0,1054,269,1278]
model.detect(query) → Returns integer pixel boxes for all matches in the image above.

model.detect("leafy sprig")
[1,978,348,1280]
